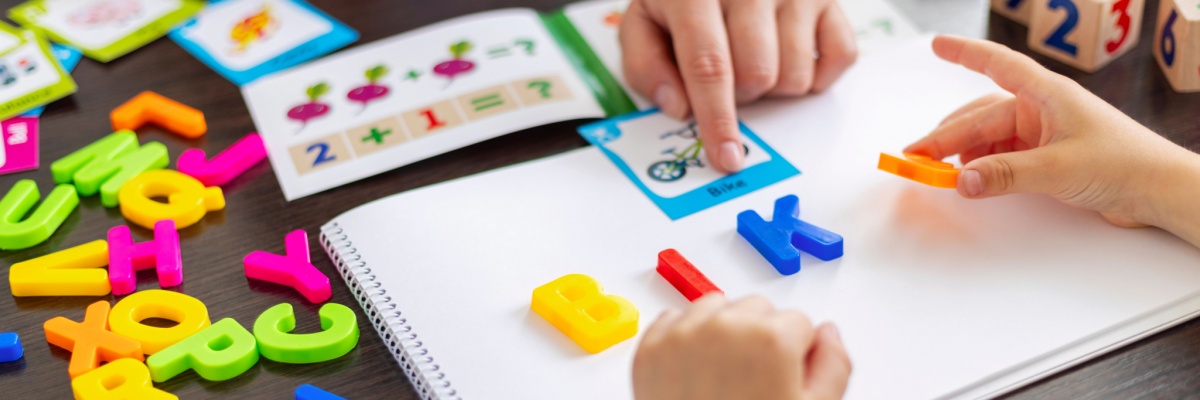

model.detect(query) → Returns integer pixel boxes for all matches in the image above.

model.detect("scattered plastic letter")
[44,301,144,378]
[111,91,207,139]
[295,384,346,400]
[118,169,225,230]
[107,221,182,296]
[50,131,170,207]
[243,230,331,303]
[0,180,79,250]
[177,133,267,186]
[253,303,359,364]
[10,240,110,296]
[530,274,639,353]
[71,358,178,400]
[109,290,211,355]
[656,249,722,301]
[738,195,844,275]
[877,153,959,189]
[0,332,22,362]
[146,318,259,382]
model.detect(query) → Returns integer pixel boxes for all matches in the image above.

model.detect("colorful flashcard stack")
[9,0,204,62]
[169,0,358,85]
[0,22,77,121]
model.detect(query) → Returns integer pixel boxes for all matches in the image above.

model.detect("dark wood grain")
[0,0,1197,399]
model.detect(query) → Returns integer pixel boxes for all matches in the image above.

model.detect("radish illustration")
[287,82,331,131]
[432,41,475,86]
[346,65,390,114]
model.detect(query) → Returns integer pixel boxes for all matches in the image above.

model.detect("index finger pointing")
[666,2,743,173]
[931,35,1063,100]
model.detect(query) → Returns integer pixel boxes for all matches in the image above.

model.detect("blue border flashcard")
[578,109,800,220]
[21,44,81,117]
[169,0,358,85]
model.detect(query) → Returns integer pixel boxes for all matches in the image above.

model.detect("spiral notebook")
[318,36,1200,400]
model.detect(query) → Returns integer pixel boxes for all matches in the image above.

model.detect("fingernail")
[654,85,685,119]
[962,169,983,196]
[718,141,744,172]
[824,323,844,346]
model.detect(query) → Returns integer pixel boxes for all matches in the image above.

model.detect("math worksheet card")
[243,9,609,200]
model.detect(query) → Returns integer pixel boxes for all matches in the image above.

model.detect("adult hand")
[620,0,858,172]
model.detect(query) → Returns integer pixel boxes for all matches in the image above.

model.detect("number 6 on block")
[531,274,638,354]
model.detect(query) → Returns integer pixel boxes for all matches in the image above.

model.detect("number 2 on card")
[1105,0,1131,54]
[1044,0,1080,56]
[306,142,337,167]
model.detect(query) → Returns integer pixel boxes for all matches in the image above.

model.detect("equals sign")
[487,47,511,58]
[470,94,504,111]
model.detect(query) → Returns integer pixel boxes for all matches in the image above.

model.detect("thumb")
[958,148,1056,198]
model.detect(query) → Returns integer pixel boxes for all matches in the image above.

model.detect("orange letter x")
[44,300,144,378]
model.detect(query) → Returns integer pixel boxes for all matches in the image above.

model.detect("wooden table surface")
[1,0,1199,398]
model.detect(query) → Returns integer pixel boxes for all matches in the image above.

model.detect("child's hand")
[620,0,857,173]
[632,294,851,400]
[904,35,1200,234]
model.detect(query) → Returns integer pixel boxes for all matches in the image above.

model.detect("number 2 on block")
[306,143,336,167]
[1105,0,1131,54]
[1044,0,1080,56]
[1006,0,1024,9]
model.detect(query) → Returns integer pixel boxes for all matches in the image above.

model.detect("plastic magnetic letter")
[50,131,170,207]
[10,240,110,296]
[111,91,207,139]
[737,195,844,275]
[117,169,225,230]
[146,318,259,382]
[0,180,79,250]
[656,249,722,301]
[530,274,639,353]
[44,301,145,378]
[109,290,211,355]
[177,133,267,186]
[0,332,22,362]
[243,230,331,303]
[253,303,359,364]
[295,384,346,400]
[107,221,182,296]
[71,358,178,400]
[877,153,959,189]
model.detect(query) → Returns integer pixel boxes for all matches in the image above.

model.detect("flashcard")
[22,44,82,117]
[9,0,204,62]
[242,9,612,200]
[578,109,799,220]
[0,115,39,175]
[0,27,78,120]
[169,0,358,85]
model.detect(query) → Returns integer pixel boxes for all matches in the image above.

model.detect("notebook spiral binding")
[320,222,461,400]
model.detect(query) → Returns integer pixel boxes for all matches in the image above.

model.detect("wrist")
[1144,146,1200,246]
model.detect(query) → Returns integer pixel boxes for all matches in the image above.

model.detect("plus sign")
[362,127,392,144]
[405,70,421,81]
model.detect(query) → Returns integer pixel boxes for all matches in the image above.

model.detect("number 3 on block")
[531,274,638,354]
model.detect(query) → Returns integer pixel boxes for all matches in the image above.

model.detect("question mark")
[527,80,551,98]
[515,39,535,55]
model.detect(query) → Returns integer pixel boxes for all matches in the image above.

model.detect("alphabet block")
[117,169,225,230]
[109,290,211,355]
[1028,0,1145,72]
[531,274,639,353]
[111,91,207,139]
[1153,0,1200,92]
[656,249,722,301]
[44,301,144,378]
[146,318,258,382]
[176,133,267,186]
[10,240,110,296]
[51,131,169,207]
[0,180,78,250]
[243,230,331,303]
[107,221,182,296]
[253,303,358,364]
[737,195,844,275]
[71,358,177,400]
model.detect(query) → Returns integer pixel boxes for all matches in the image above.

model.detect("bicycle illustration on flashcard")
[647,121,749,182]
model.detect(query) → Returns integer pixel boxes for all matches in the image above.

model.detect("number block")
[1153,0,1200,92]
[531,274,639,354]
[992,0,1034,24]
[1028,0,1146,72]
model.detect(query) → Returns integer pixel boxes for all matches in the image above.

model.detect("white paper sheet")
[324,37,1200,399]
